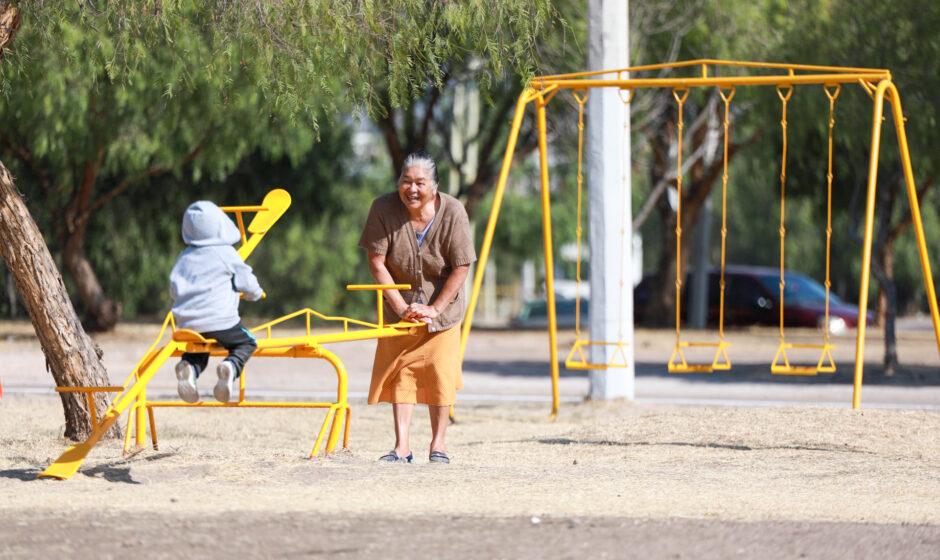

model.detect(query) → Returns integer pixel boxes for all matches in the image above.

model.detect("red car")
[634,265,873,333]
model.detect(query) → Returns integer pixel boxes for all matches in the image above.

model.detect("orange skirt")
[368,324,462,406]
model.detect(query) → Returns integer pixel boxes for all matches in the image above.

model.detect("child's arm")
[232,260,264,301]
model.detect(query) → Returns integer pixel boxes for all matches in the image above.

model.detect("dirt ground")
[1,320,939,558]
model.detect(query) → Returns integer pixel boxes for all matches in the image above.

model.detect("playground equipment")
[667,86,734,373]
[40,189,421,480]
[459,59,940,416]
[769,85,840,375]
[563,89,631,372]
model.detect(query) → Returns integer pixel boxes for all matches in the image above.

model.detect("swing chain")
[717,86,735,339]
[572,89,588,340]
[822,83,840,345]
[776,84,793,343]
[672,88,689,343]
[617,87,632,344]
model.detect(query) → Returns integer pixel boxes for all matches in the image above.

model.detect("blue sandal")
[378,450,414,463]
[429,451,450,464]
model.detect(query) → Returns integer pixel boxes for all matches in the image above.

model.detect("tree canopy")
[0,0,561,438]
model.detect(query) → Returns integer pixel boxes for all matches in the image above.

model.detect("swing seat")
[770,342,836,375]
[565,340,630,370]
[667,340,732,373]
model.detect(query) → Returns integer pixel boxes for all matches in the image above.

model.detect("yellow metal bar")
[84,393,97,430]
[885,83,940,356]
[311,407,336,458]
[123,406,134,454]
[345,284,411,290]
[233,189,292,260]
[318,347,349,454]
[233,211,248,245]
[135,377,148,447]
[460,89,534,361]
[853,81,888,407]
[238,365,246,403]
[251,326,419,350]
[147,406,158,450]
[853,81,940,407]
[534,59,889,82]
[347,283,412,328]
[536,73,889,92]
[535,92,561,420]
[54,386,125,393]
[39,342,178,480]
[147,401,339,408]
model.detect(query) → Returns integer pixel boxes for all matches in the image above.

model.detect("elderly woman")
[358,151,476,464]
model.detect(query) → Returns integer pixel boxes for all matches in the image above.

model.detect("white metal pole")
[587,0,634,399]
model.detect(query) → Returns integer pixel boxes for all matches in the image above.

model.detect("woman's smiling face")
[398,164,437,212]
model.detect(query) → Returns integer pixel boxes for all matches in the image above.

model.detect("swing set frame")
[458,59,940,417]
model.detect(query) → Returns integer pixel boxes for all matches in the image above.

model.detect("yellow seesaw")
[40,189,420,480]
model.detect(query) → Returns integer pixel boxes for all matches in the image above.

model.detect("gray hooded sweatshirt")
[170,201,264,333]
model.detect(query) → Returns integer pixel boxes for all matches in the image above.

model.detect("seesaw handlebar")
[346,284,412,327]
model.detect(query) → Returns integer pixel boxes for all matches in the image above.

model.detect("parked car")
[633,265,873,333]
[510,297,589,329]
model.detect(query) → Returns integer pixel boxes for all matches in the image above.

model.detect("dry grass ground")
[1,394,938,558]
[1,319,939,558]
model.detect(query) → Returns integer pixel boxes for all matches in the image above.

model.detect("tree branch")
[884,174,935,247]
[417,78,446,150]
[0,134,53,199]
[86,141,205,215]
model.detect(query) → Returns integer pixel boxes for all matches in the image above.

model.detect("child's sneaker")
[214,360,236,403]
[175,361,199,403]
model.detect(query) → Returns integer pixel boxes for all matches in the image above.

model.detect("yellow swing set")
[564,86,632,371]
[770,84,842,374]
[667,86,736,373]
[461,60,940,416]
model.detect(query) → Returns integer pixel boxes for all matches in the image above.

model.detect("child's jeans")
[180,322,257,377]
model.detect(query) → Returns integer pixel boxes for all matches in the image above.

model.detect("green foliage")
[85,124,382,322]
[9,0,558,123]
[2,4,320,186]
[627,0,940,314]
[0,0,560,323]
[473,156,579,288]
[759,0,940,311]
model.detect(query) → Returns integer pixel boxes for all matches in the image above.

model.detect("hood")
[181,200,241,247]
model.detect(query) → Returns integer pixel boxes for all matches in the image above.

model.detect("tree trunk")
[872,245,899,377]
[61,220,122,332]
[640,98,729,328]
[0,3,118,441]
[0,163,119,439]
[874,243,895,328]
[646,185,708,328]
[0,0,17,51]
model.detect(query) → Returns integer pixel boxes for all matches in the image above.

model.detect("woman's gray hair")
[400,151,439,186]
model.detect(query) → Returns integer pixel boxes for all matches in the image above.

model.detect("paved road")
[3,321,939,410]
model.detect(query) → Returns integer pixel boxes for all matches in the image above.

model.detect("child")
[170,200,264,403]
